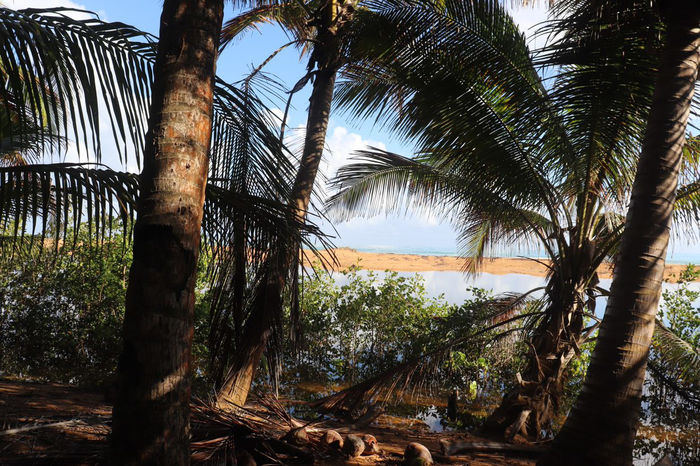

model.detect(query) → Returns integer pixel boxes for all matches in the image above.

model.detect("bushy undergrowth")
[282,265,526,400]
[0,225,211,388]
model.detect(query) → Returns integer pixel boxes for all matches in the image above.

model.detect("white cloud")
[319,125,386,200]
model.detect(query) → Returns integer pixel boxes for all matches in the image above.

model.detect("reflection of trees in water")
[635,370,699,465]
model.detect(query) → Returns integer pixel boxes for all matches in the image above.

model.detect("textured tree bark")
[216,63,338,408]
[485,280,589,441]
[540,6,700,465]
[110,0,223,464]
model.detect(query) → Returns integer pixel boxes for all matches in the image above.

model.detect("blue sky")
[10,0,700,262]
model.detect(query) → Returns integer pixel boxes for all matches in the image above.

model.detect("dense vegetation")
[2,234,696,433]
[0,227,211,389]
[0,228,697,462]
[2,0,700,463]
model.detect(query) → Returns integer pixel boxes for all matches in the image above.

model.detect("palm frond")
[0,7,156,165]
[673,136,700,240]
[537,0,664,215]
[651,321,700,390]
[0,163,138,250]
[220,2,311,52]
[327,147,558,270]
[313,294,544,413]
[0,161,327,253]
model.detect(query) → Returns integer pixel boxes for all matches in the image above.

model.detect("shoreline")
[304,248,698,283]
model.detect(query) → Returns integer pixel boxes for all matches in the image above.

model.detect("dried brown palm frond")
[190,395,317,465]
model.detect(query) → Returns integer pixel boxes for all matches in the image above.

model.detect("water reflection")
[329,269,700,315]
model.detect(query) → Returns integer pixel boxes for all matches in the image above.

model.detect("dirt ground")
[0,379,537,465]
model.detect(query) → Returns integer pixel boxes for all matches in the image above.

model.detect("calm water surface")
[330,269,700,311]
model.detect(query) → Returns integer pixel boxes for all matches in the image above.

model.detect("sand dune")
[304,248,697,283]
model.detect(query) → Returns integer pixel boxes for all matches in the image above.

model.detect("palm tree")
[109,0,226,461]
[322,0,700,440]
[213,0,363,407]
[0,5,327,461]
[539,0,700,463]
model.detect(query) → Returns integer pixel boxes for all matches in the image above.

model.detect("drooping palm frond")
[675,179,700,241]
[313,293,544,413]
[0,162,327,252]
[0,163,138,249]
[652,322,700,386]
[328,148,558,270]
[649,321,700,407]
[220,2,311,53]
[209,76,297,210]
[674,137,700,240]
[0,7,156,165]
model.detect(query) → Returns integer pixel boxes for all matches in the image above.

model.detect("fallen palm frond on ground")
[190,395,318,464]
[0,379,542,465]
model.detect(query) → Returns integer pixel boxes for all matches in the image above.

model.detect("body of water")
[329,269,700,314]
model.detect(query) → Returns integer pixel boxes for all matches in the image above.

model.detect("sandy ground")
[305,248,697,282]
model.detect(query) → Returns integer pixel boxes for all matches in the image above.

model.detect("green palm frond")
[674,180,700,240]
[652,321,700,384]
[220,2,311,52]
[331,0,583,266]
[210,77,297,203]
[674,136,700,239]
[538,0,663,217]
[339,0,569,167]
[328,147,558,269]
[650,321,700,407]
[0,7,156,165]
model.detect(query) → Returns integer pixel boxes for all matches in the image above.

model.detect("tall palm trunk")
[540,6,700,465]
[110,0,223,463]
[216,61,338,408]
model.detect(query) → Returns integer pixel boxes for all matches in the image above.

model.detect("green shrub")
[0,224,212,388]
[285,265,523,399]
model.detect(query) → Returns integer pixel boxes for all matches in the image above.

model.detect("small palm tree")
[322,0,700,440]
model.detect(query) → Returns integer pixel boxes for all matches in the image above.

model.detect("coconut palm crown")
[324,0,700,440]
